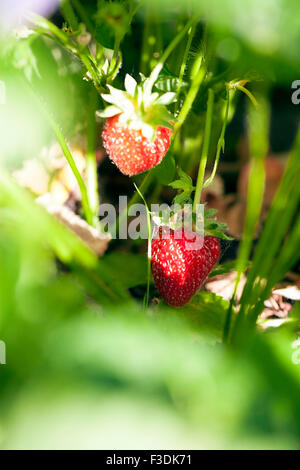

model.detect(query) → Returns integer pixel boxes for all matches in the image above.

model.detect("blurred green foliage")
[150,0,300,82]
[0,0,299,450]
[0,166,299,449]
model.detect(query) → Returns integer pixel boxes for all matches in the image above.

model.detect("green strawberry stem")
[175,20,197,113]
[112,172,153,237]
[229,91,269,344]
[59,2,103,91]
[108,35,121,81]
[173,25,207,136]
[203,85,230,188]
[45,111,93,226]
[80,54,103,93]
[193,88,215,212]
[29,13,103,93]
[44,107,93,226]
[236,85,258,107]
[133,183,152,310]
[86,88,101,230]
[26,81,94,226]
[28,12,72,43]
[146,18,196,95]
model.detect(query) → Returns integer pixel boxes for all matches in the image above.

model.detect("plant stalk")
[175,21,197,113]
[227,90,269,344]
[112,172,153,237]
[48,113,93,225]
[147,18,196,94]
[26,82,93,225]
[134,183,152,310]
[193,88,215,212]
[108,35,121,80]
[204,86,230,188]
[86,88,101,229]
[173,24,207,137]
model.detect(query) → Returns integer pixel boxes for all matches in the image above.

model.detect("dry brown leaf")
[202,173,224,198]
[36,194,110,257]
[13,139,100,206]
[259,318,291,330]
[13,159,50,195]
[273,285,300,301]
[204,271,246,302]
[260,292,293,320]
[205,271,295,320]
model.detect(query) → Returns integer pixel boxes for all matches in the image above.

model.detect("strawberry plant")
[0,0,300,450]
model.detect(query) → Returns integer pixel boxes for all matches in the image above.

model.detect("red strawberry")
[98,74,175,176]
[151,227,220,307]
[102,114,172,176]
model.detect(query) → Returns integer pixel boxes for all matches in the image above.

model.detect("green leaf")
[203,208,232,239]
[173,192,193,205]
[206,229,234,240]
[161,291,229,341]
[168,167,195,206]
[169,180,190,191]
[154,66,188,93]
[102,252,148,288]
[204,208,218,217]
[205,222,219,230]
[233,126,300,337]
[177,167,193,185]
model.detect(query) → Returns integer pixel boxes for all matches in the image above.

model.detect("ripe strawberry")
[102,114,172,176]
[98,74,175,176]
[151,227,220,307]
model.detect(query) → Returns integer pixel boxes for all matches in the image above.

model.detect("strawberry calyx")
[202,208,233,240]
[151,205,233,241]
[166,168,233,240]
[96,73,176,141]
